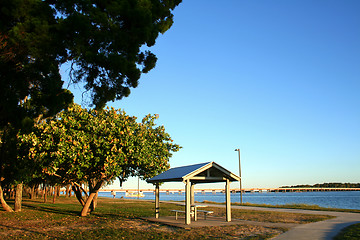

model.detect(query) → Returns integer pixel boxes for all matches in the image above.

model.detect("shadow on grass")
[0,223,68,240]
[21,202,81,216]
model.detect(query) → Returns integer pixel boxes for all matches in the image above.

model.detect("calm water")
[98,190,360,210]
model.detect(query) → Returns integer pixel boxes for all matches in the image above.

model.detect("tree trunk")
[25,186,31,198]
[52,186,56,204]
[90,192,98,212]
[72,184,86,206]
[80,180,103,217]
[10,188,15,199]
[14,182,23,212]
[66,185,70,197]
[30,185,36,199]
[0,185,14,212]
[43,186,47,203]
[56,186,60,197]
[88,179,97,212]
[67,185,73,197]
[52,186,60,203]
[49,186,53,197]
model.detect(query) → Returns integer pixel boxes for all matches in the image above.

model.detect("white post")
[190,183,195,205]
[155,184,160,218]
[226,179,231,222]
[191,183,196,221]
[185,180,191,225]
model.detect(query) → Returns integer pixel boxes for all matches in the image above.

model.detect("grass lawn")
[201,200,360,213]
[334,223,360,240]
[0,196,334,239]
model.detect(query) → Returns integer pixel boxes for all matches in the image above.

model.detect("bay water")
[98,190,360,210]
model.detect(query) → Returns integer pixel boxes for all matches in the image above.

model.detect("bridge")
[100,187,360,194]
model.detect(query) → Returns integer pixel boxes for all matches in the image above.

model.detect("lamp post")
[234,148,242,204]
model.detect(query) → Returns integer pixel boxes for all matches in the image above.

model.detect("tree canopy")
[0,0,182,213]
[18,104,181,215]
[0,0,182,129]
[52,0,181,108]
[0,0,73,127]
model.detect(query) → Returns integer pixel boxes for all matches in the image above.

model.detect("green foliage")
[53,0,182,109]
[1,0,181,211]
[334,223,360,240]
[18,104,181,186]
[281,183,360,188]
[0,0,74,128]
[1,0,182,127]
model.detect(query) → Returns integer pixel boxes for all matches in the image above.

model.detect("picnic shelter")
[147,162,241,225]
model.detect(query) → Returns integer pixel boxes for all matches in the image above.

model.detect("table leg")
[194,207,197,221]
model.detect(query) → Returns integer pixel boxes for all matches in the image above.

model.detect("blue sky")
[66,0,360,189]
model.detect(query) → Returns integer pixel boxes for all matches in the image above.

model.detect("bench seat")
[170,210,193,220]
[171,209,213,220]
[196,210,214,220]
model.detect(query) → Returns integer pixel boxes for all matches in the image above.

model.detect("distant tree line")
[281,183,360,188]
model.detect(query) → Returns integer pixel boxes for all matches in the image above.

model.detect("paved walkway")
[205,204,360,240]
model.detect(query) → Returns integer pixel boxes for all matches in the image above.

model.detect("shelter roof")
[147,161,240,184]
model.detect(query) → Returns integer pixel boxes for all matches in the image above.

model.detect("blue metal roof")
[147,162,211,183]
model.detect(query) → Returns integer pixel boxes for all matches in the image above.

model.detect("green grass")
[0,196,334,240]
[200,200,360,213]
[334,223,360,240]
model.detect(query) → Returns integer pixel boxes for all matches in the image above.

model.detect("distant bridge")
[100,187,360,194]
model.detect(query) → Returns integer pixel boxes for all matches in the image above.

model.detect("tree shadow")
[0,223,68,240]
[21,202,80,216]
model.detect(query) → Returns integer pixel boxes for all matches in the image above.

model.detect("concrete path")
[205,204,360,240]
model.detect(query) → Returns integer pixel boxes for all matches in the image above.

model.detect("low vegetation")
[209,207,332,224]
[281,182,360,188]
[238,203,360,213]
[334,223,360,240]
[200,200,360,213]
[0,196,335,240]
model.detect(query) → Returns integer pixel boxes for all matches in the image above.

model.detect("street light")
[234,148,242,204]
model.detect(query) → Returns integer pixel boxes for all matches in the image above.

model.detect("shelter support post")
[226,179,231,222]
[190,183,195,206]
[155,184,160,218]
[191,182,196,221]
[185,179,191,225]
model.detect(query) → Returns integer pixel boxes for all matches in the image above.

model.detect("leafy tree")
[0,0,181,211]
[0,0,74,211]
[18,104,181,216]
[0,124,47,212]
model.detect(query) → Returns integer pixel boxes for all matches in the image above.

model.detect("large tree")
[18,104,181,216]
[0,0,74,211]
[0,0,181,211]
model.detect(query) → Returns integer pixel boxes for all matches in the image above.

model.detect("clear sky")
[66,0,360,190]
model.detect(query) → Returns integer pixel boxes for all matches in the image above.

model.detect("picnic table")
[171,203,213,221]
